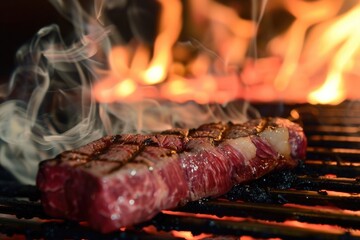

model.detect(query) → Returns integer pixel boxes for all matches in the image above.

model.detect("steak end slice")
[36,117,307,233]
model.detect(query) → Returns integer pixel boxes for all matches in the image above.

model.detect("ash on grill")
[1,102,360,240]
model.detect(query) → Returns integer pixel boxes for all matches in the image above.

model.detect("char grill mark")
[188,122,227,141]
[36,117,306,233]
[121,133,185,151]
[223,118,269,139]
[161,128,189,136]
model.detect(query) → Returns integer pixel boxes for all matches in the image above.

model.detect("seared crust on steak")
[36,117,307,233]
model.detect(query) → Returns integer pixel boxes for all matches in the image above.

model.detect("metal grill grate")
[1,101,360,239]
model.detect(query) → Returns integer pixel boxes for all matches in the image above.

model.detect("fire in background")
[89,0,360,104]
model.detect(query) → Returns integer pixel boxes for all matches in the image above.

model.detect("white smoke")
[0,0,263,184]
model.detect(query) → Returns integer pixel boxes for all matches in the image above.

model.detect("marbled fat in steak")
[36,118,307,233]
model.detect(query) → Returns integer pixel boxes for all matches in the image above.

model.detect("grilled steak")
[36,117,307,233]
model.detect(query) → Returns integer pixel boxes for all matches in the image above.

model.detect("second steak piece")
[36,118,307,233]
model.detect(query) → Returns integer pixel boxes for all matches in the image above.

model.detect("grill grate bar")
[304,125,360,136]
[309,111,360,117]
[307,135,360,149]
[0,197,48,219]
[301,112,360,120]
[306,147,360,162]
[151,212,360,240]
[0,217,179,240]
[267,189,360,210]
[176,200,360,230]
[0,182,40,200]
[293,175,360,192]
[301,160,360,177]
[303,118,360,126]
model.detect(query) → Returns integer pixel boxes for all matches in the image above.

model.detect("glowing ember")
[171,231,212,240]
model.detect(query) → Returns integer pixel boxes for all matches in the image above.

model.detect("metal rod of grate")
[0,195,359,240]
[1,102,360,239]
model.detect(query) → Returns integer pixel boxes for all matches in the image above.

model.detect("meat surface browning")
[36,117,307,233]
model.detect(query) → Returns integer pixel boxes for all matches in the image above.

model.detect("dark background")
[0,1,73,181]
[0,1,73,82]
[0,0,289,84]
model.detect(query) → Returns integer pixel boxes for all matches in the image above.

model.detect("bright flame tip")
[142,65,167,85]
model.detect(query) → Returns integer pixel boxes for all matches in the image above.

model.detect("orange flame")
[270,0,343,91]
[93,0,360,105]
[307,2,360,104]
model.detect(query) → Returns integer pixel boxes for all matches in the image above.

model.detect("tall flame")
[307,2,360,104]
[94,0,259,104]
[93,0,360,105]
[94,0,183,102]
[270,0,343,91]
